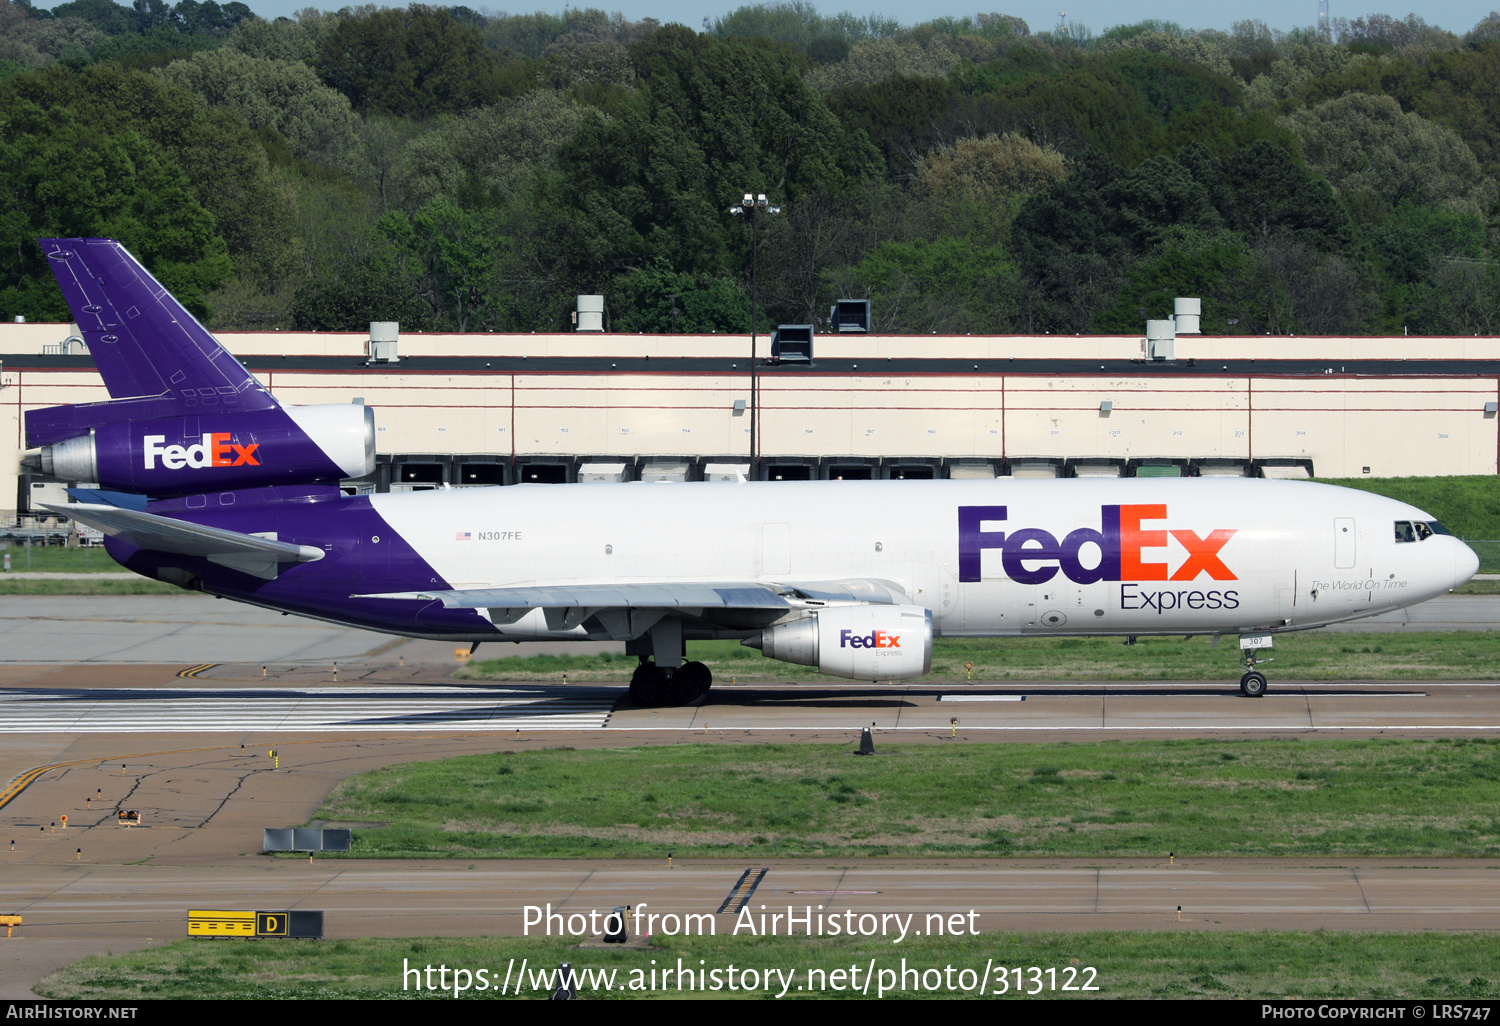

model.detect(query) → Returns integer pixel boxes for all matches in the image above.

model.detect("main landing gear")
[629,660,712,707]
[1237,634,1273,697]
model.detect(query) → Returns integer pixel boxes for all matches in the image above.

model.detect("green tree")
[0,102,229,319]
[227,8,341,64]
[609,260,749,333]
[549,27,878,284]
[315,4,504,118]
[1282,92,1495,220]
[290,263,428,331]
[0,62,295,282]
[156,48,359,166]
[398,89,597,209]
[827,236,1018,333]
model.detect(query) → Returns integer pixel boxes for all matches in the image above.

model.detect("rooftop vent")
[368,322,399,363]
[771,324,813,364]
[1174,297,1202,335]
[1145,319,1175,361]
[574,295,604,332]
[829,299,870,333]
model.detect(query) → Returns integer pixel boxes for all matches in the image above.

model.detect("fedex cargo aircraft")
[21,239,1480,704]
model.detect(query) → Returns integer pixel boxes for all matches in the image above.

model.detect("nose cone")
[1455,539,1481,589]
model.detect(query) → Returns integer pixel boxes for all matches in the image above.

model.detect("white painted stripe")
[0,688,615,732]
[940,695,1026,702]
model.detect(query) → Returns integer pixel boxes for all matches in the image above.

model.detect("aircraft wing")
[358,578,913,638]
[46,503,324,581]
[405,578,908,609]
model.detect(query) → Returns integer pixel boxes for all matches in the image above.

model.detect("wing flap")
[410,582,795,611]
[47,503,323,581]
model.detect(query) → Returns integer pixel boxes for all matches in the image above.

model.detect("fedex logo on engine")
[840,629,902,649]
[143,433,261,471]
[958,504,1236,585]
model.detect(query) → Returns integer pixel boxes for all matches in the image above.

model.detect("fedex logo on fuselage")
[958,504,1236,585]
[840,629,902,649]
[143,433,261,471]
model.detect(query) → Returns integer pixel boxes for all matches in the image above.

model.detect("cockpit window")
[1395,520,1445,542]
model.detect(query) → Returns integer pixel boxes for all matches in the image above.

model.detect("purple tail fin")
[40,238,278,414]
[24,238,374,494]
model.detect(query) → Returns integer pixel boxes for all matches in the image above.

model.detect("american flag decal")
[455,531,471,541]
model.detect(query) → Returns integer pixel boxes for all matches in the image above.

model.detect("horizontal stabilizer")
[40,238,277,415]
[46,503,323,581]
[26,394,181,448]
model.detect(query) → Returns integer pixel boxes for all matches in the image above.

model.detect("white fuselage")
[366,478,1478,642]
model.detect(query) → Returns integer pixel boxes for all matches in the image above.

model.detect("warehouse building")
[2,304,1498,532]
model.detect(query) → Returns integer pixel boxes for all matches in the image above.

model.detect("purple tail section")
[29,238,277,446]
[25,238,374,495]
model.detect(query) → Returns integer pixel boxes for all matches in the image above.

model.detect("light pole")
[729,192,779,472]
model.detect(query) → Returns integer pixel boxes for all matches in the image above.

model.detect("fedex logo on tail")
[143,433,261,471]
[958,505,1236,585]
[840,629,902,649]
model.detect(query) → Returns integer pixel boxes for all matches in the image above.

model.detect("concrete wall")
[3,325,1497,523]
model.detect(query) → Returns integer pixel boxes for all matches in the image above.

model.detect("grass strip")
[313,740,1500,860]
[0,547,128,573]
[457,631,1500,683]
[37,932,1500,1000]
[0,578,181,596]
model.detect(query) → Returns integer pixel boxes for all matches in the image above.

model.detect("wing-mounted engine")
[745,604,933,680]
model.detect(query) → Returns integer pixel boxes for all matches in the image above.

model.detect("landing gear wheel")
[1239,670,1268,698]
[673,661,713,705]
[629,663,666,707]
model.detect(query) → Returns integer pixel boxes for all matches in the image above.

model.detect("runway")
[3,593,1496,667]
[0,684,616,732]
[2,595,1499,998]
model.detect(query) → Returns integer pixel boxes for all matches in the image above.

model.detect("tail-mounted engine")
[745,604,933,680]
[24,403,374,495]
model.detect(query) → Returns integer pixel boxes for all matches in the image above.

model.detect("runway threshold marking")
[717,868,769,914]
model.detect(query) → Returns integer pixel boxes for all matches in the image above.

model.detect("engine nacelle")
[747,604,933,680]
[25,404,375,495]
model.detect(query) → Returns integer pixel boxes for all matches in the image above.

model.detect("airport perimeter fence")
[1465,540,1500,574]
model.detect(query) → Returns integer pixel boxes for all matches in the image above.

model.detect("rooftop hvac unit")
[1174,297,1202,334]
[703,463,750,481]
[575,295,604,332]
[368,322,399,363]
[1145,319,1175,361]
[771,324,813,363]
[829,299,871,333]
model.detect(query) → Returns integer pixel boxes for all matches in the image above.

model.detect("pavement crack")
[291,867,351,906]
[555,868,596,910]
[14,870,96,914]
[193,770,259,829]
[1350,867,1373,912]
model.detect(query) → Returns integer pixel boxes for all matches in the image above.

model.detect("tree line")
[3,1,1500,337]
